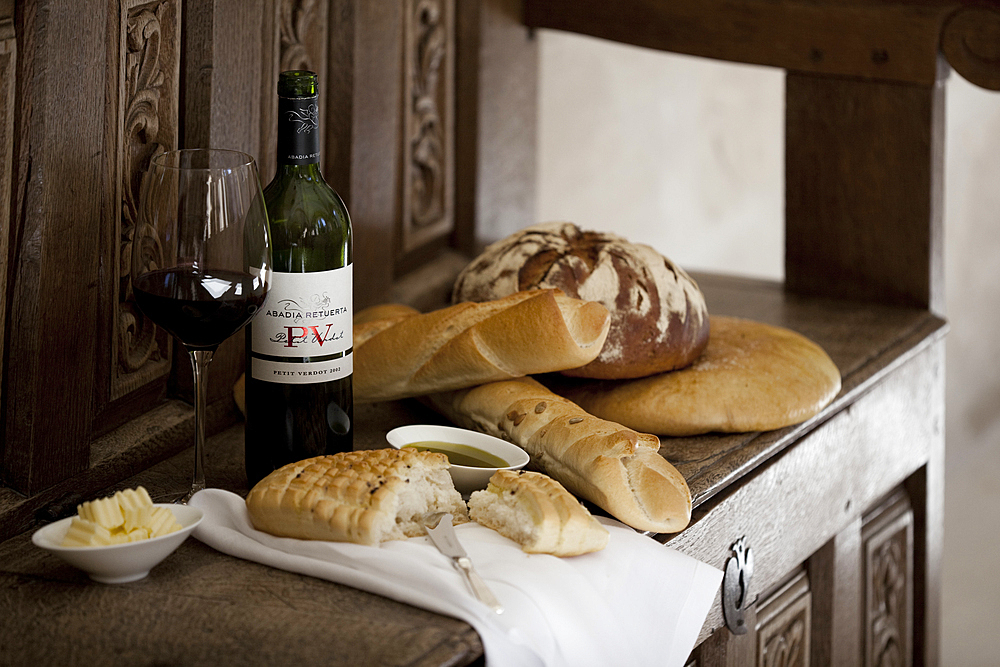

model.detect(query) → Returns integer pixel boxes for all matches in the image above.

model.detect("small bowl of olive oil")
[385,424,530,495]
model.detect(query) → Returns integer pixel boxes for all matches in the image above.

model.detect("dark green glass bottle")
[245,71,353,486]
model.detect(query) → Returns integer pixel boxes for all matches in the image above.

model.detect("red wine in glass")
[133,268,267,350]
[134,148,271,502]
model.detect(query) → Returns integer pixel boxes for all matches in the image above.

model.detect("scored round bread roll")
[552,316,842,435]
[452,221,710,379]
[246,449,467,546]
[470,470,609,557]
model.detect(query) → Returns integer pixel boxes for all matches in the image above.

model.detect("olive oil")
[403,441,508,468]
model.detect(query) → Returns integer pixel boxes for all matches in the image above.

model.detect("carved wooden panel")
[260,0,329,183]
[756,570,811,667]
[0,15,15,393]
[863,493,913,667]
[400,0,454,257]
[108,0,181,403]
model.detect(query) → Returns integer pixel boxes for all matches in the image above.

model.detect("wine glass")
[133,148,271,503]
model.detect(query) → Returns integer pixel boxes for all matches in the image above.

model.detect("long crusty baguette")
[354,290,610,403]
[426,377,691,534]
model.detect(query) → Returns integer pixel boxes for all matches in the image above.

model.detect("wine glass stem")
[187,349,214,500]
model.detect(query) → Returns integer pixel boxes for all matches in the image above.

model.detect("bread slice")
[469,470,609,557]
[246,449,467,546]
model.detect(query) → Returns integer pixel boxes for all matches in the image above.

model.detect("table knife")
[423,513,504,614]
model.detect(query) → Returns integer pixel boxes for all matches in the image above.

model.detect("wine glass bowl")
[133,149,271,502]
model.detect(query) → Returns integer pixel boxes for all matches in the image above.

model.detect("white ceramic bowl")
[31,503,204,584]
[386,424,530,495]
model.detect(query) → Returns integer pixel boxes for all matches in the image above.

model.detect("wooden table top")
[0,274,946,666]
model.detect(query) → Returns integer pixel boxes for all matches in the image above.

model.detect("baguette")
[469,470,609,556]
[354,290,610,403]
[427,377,691,533]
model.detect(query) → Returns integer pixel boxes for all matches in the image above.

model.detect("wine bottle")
[245,70,353,486]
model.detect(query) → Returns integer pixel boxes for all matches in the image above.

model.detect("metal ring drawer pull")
[723,536,755,635]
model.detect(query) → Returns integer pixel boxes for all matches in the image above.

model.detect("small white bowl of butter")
[32,490,203,584]
[386,424,530,495]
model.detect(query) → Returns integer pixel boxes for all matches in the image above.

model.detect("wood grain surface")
[785,73,945,313]
[0,276,943,664]
[0,533,483,667]
[3,0,105,494]
[668,341,943,646]
[0,1,961,663]
[524,0,1000,91]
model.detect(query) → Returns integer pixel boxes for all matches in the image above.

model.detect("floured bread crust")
[554,316,842,435]
[246,449,467,546]
[452,222,710,379]
[469,470,609,556]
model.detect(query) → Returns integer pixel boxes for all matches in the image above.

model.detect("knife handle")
[455,557,504,614]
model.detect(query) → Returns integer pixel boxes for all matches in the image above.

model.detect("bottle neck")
[276,93,321,167]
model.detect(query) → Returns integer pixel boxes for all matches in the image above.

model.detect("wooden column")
[785,71,946,313]
[808,518,863,666]
[0,0,15,404]
[454,0,537,255]
[178,0,266,407]
[341,0,405,311]
[3,0,107,493]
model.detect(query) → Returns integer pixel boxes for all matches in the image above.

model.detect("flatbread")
[551,316,842,435]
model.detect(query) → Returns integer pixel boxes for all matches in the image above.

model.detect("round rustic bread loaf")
[551,316,842,435]
[452,222,710,379]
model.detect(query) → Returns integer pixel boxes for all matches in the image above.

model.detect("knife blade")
[423,513,504,614]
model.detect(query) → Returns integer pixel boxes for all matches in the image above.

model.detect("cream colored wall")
[536,34,784,280]
[535,30,1000,665]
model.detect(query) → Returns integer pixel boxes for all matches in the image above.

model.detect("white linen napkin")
[190,488,721,667]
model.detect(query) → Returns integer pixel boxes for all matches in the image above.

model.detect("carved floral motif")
[761,617,806,667]
[400,0,453,255]
[114,0,176,399]
[120,4,166,372]
[280,0,317,72]
[864,499,912,667]
[869,534,906,667]
[756,572,810,667]
[410,0,446,228]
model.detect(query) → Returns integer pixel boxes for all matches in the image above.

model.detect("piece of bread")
[354,303,420,334]
[551,316,842,435]
[246,449,468,546]
[353,289,611,403]
[426,377,691,534]
[469,470,609,556]
[451,222,710,380]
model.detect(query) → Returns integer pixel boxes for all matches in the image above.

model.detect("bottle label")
[251,265,352,384]
[277,94,321,165]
